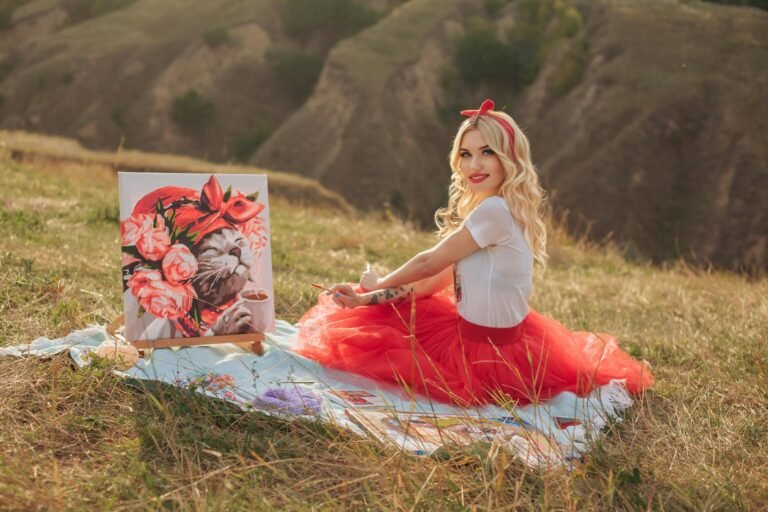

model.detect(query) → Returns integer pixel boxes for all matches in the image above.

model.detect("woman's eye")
[460,152,470,158]
[483,149,495,155]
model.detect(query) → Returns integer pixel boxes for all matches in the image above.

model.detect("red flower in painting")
[127,269,163,293]
[136,228,171,261]
[121,213,165,247]
[135,278,196,320]
[162,244,198,283]
[240,216,269,254]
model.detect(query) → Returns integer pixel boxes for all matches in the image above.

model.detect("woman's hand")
[329,284,365,309]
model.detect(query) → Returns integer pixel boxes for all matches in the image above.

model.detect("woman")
[297,99,653,406]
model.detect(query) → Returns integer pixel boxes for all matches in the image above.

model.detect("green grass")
[0,152,766,509]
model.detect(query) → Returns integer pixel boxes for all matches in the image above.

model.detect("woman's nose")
[469,156,482,170]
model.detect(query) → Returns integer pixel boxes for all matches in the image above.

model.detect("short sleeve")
[463,197,513,248]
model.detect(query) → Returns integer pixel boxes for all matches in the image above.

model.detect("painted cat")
[191,227,258,335]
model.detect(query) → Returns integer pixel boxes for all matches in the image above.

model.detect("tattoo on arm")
[366,286,411,306]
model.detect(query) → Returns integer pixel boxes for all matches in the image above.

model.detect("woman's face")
[458,129,505,200]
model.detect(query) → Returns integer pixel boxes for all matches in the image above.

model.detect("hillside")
[516,0,768,272]
[0,0,767,272]
[256,0,768,271]
[1,147,767,509]
[254,0,465,223]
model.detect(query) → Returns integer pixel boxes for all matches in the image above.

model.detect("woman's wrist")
[361,286,412,306]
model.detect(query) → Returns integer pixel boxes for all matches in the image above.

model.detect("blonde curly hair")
[434,109,548,269]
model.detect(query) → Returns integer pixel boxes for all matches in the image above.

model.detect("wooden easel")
[106,315,265,356]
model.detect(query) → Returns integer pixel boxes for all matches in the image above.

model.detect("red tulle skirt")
[296,290,653,406]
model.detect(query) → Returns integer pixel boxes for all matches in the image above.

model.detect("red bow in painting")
[131,175,264,245]
[175,176,264,244]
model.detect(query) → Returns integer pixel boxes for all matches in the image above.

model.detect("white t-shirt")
[455,196,533,327]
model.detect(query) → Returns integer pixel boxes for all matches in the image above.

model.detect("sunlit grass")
[0,148,766,510]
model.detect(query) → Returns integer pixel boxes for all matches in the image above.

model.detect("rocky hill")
[1,0,766,271]
[517,0,768,272]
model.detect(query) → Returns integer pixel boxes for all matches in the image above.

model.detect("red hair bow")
[460,98,517,151]
[460,98,496,117]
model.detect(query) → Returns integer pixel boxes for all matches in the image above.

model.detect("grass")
[0,130,352,213]
[0,145,767,509]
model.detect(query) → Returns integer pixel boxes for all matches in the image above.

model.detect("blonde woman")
[297,99,653,406]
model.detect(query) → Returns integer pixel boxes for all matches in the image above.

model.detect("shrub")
[507,25,544,87]
[281,0,379,45]
[456,29,519,86]
[203,27,231,48]
[171,90,215,131]
[439,66,458,91]
[548,39,587,97]
[455,0,588,91]
[0,4,17,31]
[62,0,138,23]
[561,6,583,38]
[702,0,768,10]
[234,124,272,162]
[436,102,461,125]
[270,52,324,101]
[483,0,510,16]
[110,108,125,129]
[0,60,12,82]
[0,0,34,30]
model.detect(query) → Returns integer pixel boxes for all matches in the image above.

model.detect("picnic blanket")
[0,320,637,467]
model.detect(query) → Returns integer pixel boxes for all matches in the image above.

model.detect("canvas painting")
[119,172,274,343]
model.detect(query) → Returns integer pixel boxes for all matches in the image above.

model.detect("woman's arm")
[375,227,479,290]
[329,228,477,308]
[330,266,454,309]
[412,266,454,299]
[366,265,455,303]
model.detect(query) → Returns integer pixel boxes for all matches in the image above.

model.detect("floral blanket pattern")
[0,321,636,468]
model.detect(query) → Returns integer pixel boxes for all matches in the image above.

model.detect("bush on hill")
[0,60,12,83]
[455,0,585,92]
[270,52,324,101]
[0,1,22,30]
[203,27,232,48]
[281,0,380,46]
[233,123,272,162]
[483,0,512,16]
[548,39,587,97]
[62,0,138,24]
[456,29,521,87]
[702,0,768,10]
[171,90,216,132]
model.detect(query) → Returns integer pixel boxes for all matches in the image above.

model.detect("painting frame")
[118,172,274,351]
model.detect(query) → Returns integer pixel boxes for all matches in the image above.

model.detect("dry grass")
[0,130,353,213]
[0,149,766,510]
